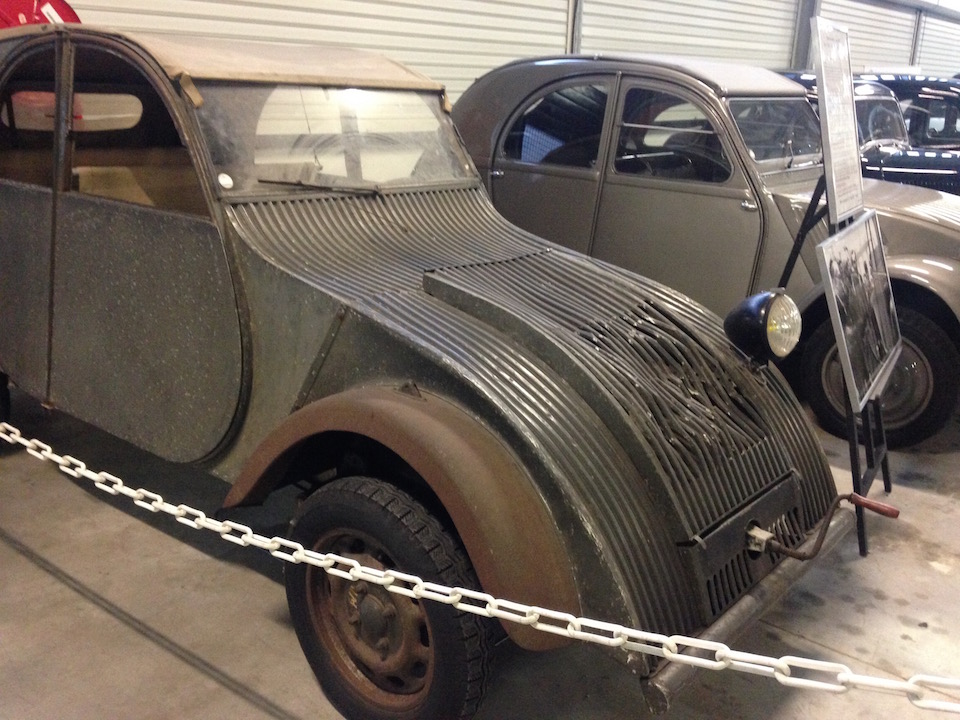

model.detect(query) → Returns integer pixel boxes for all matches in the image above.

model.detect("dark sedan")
[785,72,960,195]
[862,73,960,150]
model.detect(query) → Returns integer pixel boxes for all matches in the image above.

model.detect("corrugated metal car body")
[0,27,836,681]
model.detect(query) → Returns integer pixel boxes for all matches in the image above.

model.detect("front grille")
[707,553,753,618]
[705,508,805,618]
[770,506,806,551]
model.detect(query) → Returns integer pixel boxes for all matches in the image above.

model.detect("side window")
[503,82,608,169]
[0,46,56,187]
[928,100,960,139]
[615,87,731,183]
[0,43,209,216]
[900,100,926,141]
[69,46,208,215]
[856,99,903,142]
[3,90,142,132]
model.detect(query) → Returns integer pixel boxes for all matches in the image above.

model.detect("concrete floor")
[2,389,959,720]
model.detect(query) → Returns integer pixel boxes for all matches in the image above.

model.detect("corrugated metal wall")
[818,0,919,70]
[916,14,960,75]
[579,0,799,67]
[65,1,960,94]
[69,0,570,99]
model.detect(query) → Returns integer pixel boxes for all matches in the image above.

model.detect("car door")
[0,38,55,402]
[0,34,243,463]
[488,76,614,255]
[590,80,763,315]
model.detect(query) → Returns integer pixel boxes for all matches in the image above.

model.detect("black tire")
[801,308,960,448]
[284,476,491,720]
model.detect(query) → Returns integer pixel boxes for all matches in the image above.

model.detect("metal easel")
[780,178,894,557]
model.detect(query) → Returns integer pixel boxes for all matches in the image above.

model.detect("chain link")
[3,421,960,713]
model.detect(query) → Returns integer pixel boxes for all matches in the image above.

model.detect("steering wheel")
[867,106,896,140]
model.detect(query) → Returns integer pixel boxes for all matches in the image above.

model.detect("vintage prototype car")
[784,72,960,195]
[453,55,960,448]
[0,27,847,720]
[862,73,960,150]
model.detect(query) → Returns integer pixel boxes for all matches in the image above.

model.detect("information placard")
[812,16,864,227]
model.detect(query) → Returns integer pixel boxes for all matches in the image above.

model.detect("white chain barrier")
[3,420,960,714]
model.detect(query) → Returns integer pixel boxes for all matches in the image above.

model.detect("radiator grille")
[706,508,805,618]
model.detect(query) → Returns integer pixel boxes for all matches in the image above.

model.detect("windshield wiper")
[786,154,822,169]
[257,176,382,196]
[784,138,823,169]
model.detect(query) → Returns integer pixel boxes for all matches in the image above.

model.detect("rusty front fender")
[222,385,580,650]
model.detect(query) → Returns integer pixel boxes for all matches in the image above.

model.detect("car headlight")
[723,290,802,362]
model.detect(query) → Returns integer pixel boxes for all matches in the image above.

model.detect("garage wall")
[818,0,920,69]
[579,0,800,67]
[915,14,960,73]
[69,0,571,99]
[66,0,960,94]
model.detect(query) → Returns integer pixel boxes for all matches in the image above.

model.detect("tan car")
[454,54,960,448]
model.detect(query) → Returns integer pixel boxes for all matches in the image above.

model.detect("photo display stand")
[816,212,900,555]
[812,17,899,555]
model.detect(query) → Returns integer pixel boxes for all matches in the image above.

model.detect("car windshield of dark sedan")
[855,97,909,147]
[194,83,474,194]
[728,98,822,168]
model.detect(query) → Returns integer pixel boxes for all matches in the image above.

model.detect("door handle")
[489,170,504,178]
[740,199,758,212]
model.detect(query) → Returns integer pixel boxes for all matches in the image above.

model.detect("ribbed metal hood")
[229,185,836,631]
[424,253,809,540]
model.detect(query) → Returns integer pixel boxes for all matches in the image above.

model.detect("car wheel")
[284,476,492,720]
[801,308,960,448]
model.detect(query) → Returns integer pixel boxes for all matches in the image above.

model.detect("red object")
[848,492,901,519]
[0,0,81,28]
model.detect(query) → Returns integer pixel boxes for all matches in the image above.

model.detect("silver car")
[454,54,960,448]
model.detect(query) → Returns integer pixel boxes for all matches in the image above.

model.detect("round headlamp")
[723,290,802,362]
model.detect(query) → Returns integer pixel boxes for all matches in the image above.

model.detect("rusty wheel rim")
[305,529,434,711]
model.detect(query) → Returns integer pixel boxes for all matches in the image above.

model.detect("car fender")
[223,385,580,650]
[792,255,960,326]
[888,254,960,325]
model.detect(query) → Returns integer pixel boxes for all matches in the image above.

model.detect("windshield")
[855,97,909,145]
[728,98,822,168]
[194,83,474,194]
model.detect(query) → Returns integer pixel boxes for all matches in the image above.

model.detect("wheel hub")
[881,341,934,427]
[820,336,933,430]
[352,583,398,657]
[314,544,433,698]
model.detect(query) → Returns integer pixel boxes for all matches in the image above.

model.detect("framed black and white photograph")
[816,210,901,412]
